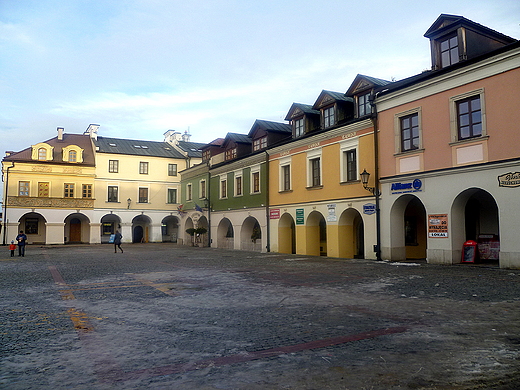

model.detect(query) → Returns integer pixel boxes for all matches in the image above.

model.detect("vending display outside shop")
[428,214,448,238]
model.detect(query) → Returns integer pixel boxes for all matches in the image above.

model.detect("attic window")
[108,143,117,147]
[134,145,142,148]
[164,147,171,150]
[141,145,149,149]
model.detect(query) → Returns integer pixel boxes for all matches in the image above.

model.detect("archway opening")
[307,211,326,256]
[338,208,364,259]
[161,215,179,243]
[132,214,151,243]
[100,214,121,244]
[241,216,261,252]
[217,218,234,249]
[278,213,296,254]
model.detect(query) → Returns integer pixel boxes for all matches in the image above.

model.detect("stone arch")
[161,215,180,243]
[278,213,296,254]
[307,210,327,256]
[100,214,122,243]
[132,214,152,243]
[217,218,234,249]
[64,213,90,244]
[451,188,499,265]
[338,208,364,259]
[241,216,262,252]
[17,212,47,244]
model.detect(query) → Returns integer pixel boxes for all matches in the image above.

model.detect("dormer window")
[38,148,47,161]
[323,106,335,128]
[357,93,371,117]
[440,34,459,67]
[294,118,304,137]
[252,136,267,151]
[202,150,210,161]
[69,150,77,162]
[225,148,237,160]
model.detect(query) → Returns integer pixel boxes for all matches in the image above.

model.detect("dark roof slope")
[248,119,292,136]
[177,140,205,158]
[3,134,96,166]
[225,133,252,145]
[94,136,186,158]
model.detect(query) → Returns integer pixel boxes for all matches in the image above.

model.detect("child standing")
[9,240,16,257]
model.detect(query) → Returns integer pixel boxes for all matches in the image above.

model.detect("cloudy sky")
[1,0,519,154]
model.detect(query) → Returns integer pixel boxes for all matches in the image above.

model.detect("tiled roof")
[250,119,292,134]
[94,136,186,158]
[3,134,96,165]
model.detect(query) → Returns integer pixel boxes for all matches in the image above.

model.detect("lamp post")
[360,169,381,261]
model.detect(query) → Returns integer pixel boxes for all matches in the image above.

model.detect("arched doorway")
[161,215,179,243]
[307,211,327,256]
[132,214,151,243]
[389,195,427,261]
[184,217,194,246]
[100,214,121,244]
[197,216,209,247]
[217,218,234,249]
[18,212,47,244]
[65,213,90,244]
[241,216,262,252]
[338,208,364,259]
[278,213,296,254]
[452,188,499,265]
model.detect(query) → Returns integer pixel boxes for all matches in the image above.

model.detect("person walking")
[16,231,27,257]
[9,240,16,257]
[113,230,123,253]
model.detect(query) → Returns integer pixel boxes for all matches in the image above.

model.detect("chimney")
[57,127,64,141]
[84,124,100,140]
[163,129,181,145]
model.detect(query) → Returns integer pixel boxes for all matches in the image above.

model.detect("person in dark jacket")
[114,230,123,253]
[16,231,28,257]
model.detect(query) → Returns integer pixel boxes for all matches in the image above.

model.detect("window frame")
[339,138,359,183]
[279,156,291,192]
[139,161,149,175]
[306,149,322,188]
[253,136,268,151]
[38,148,47,161]
[323,106,335,128]
[449,89,486,143]
[82,184,92,198]
[167,188,177,204]
[168,163,178,176]
[19,181,30,196]
[394,107,423,154]
[64,183,75,198]
[220,176,228,199]
[68,150,77,163]
[200,180,206,199]
[250,165,261,194]
[186,183,192,201]
[138,187,149,203]
[440,34,459,68]
[107,186,119,202]
[357,92,371,117]
[108,160,119,173]
[294,118,304,137]
[225,148,237,160]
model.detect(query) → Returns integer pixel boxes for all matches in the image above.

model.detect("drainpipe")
[265,150,270,252]
[370,93,382,261]
[206,164,211,247]
[2,162,15,246]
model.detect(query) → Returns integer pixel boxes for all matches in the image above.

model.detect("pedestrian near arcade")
[16,231,27,257]
[114,230,123,253]
[9,241,16,257]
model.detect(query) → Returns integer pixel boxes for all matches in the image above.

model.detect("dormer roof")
[312,90,353,110]
[345,74,391,97]
[248,119,292,138]
[284,103,320,121]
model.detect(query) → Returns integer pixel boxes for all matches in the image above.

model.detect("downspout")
[370,93,382,261]
[265,151,270,252]
[2,162,15,246]
[206,163,211,247]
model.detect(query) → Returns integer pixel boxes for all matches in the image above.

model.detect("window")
[323,106,335,128]
[345,150,357,182]
[200,180,206,199]
[168,164,177,176]
[401,113,420,151]
[109,160,119,173]
[357,93,371,117]
[38,182,49,197]
[167,188,177,204]
[139,162,149,174]
[25,218,39,235]
[202,150,211,161]
[108,186,118,202]
[187,184,192,201]
[252,172,260,194]
[139,187,149,203]
[69,150,77,162]
[253,137,268,151]
[225,148,237,160]
[440,35,459,68]
[19,181,29,196]
[235,176,242,196]
[220,179,227,198]
[82,184,92,198]
[64,183,74,198]
[294,118,304,137]
[282,165,291,191]
[457,96,482,140]
[38,148,47,161]
[310,158,321,187]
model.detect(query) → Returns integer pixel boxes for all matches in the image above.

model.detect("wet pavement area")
[1,243,520,389]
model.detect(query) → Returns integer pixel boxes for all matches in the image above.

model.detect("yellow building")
[2,127,96,244]
[269,77,388,259]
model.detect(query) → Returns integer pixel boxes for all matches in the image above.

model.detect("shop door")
[70,219,81,242]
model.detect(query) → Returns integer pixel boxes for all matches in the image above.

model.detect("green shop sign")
[296,208,304,225]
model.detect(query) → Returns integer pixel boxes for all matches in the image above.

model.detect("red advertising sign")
[269,209,280,219]
[428,214,448,237]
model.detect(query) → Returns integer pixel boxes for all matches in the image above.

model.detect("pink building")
[375,15,520,268]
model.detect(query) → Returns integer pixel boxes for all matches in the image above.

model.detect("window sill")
[394,148,425,157]
[449,135,489,147]
[278,189,293,194]
[306,185,323,190]
[340,180,360,185]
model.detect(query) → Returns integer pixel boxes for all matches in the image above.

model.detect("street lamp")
[360,169,378,195]
[127,198,132,209]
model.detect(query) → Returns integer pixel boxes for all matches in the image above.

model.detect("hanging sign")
[498,172,520,188]
[428,214,448,237]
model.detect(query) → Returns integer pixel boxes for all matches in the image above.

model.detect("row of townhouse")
[178,14,520,269]
[1,125,205,245]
